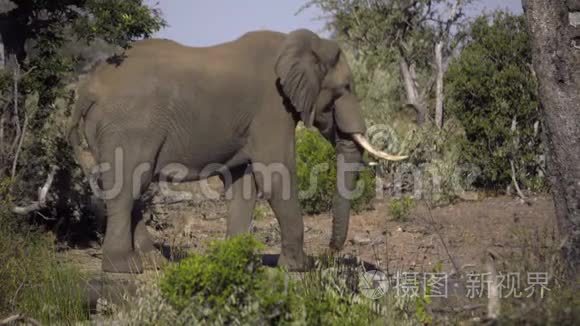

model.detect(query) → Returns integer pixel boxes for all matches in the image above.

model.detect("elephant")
[67,29,406,273]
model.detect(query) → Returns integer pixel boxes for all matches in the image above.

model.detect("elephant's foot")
[278,250,314,272]
[134,234,156,253]
[102,250,143,274]
[133,227,168,270]
[140,249,169,270]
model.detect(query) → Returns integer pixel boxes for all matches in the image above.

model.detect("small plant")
[388,196,415,221]
[296,128,376,214]
[497,227,580,324]
[298,263,381,325]
[252,202,271,221]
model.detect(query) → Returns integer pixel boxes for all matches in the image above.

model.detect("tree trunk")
[434,41,444,129]
[399,58,427,125]
[0,1,29,64]
[523,0,580,276]
[0,33,5,69]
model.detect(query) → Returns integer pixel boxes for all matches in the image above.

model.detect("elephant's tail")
[67,89,98,177]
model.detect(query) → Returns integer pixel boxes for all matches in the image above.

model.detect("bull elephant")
[68,29,405,273]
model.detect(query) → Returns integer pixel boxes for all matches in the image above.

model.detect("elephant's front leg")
[223,165,257,237]
[253,166,312,271]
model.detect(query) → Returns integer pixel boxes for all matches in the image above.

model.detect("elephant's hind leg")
[223,165,257,237]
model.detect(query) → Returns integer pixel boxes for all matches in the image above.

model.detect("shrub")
[296,128,376,214]
[159,235,383,325]
[367,119,469,205]
[160,234,296,324]
[160,234,265,311]
[388,196,415,221]
[445,12,545,191]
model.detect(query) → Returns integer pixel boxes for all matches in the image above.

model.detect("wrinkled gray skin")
[69,29,367,273]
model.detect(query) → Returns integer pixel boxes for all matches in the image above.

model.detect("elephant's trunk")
[329,134,364,251]
[328,94,408,251]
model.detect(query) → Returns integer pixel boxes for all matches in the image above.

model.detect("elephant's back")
[83,31,285,107]
[77,30,286,132]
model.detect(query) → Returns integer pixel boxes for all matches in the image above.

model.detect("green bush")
[345,49,403,126]
[296,128,376,215]
[160,234,296,324]
[159,235,382,325]
[367,119,468,205]
[160,234,264,310]
[445,12,545,190]
[388,196,415,221]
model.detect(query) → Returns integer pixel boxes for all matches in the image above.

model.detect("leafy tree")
[0,0,164,236]
[445,12,544,190]
[303,0,471,126]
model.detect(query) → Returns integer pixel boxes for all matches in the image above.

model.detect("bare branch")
[432,304,484,313]
[423,200,461,275]
[510,159,527,201]
[12,165,58,215]
[434,41,444,128]
[486,250,500,320]
[10,114,27,179]
[0,314,41,326]
[11,56,20,141]
[0,105,5,162]
[509,116,527,202]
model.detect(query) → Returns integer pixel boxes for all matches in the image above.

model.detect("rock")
[458,191,480,201]
[351,235,372,245]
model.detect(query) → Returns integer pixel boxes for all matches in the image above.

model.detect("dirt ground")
[150,194,557,273]
[58,182,559,321]
[61,187,557,276]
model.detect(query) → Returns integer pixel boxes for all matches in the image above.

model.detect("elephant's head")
[275,29,406,251]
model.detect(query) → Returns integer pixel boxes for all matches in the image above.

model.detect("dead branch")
[423,200,461,274]
[485,249,500,320]
[12,165,58,215]
[10,55,20,143]
[432,304,484,313]
[509,116,527,201]
[10,114,27,179]
[0,314,42,326]
[0,105,5,165]
[434,41,444,128]
[400,58,428,124]
[510,159,527,201]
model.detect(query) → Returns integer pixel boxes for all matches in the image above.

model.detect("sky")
[147,0,523,47]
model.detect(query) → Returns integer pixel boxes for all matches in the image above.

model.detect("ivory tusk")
[352,133,408,161]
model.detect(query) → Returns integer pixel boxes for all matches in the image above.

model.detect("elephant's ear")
[275,29,339,128]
